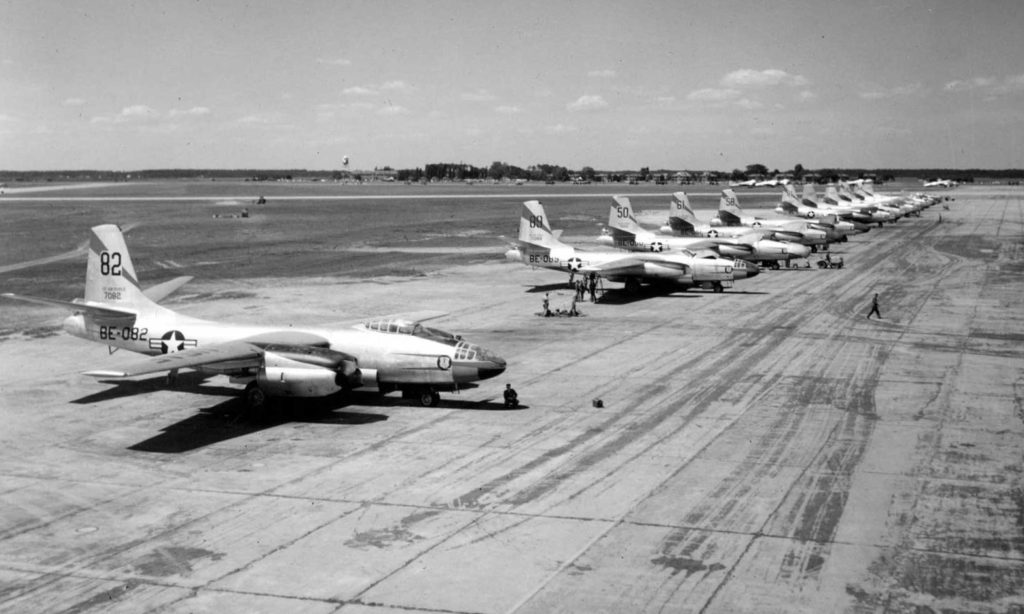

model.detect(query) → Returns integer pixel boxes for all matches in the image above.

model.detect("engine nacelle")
[709,217,723,227]
[690,259,734,282]
[715,244,753,258]
[256,347,360,398]
[641,261,690,281]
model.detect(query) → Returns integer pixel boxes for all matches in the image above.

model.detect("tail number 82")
[100,251,122,276]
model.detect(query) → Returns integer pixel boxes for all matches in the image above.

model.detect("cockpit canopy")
[362,318,461,345]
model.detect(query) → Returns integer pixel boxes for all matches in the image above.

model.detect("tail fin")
[824,185,843,205]
[782,183,799,200]
[801,183,820,207]
[778,190,803,214]
[609,196,643,234]
[838,182,861,201]
[862,180,876,196]
[718,189,744,226]
[518,201,563,248]
[86,224,160,312]
[668,192,697,233]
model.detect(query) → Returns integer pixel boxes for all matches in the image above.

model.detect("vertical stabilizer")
[608,196,644,234]
[668,192,698,234]
[824,185,844,205]
[782,183,799,200]
[518,200,563,248]
[85,224,160,312]
[718,189,744,226]
[802,183,820,207]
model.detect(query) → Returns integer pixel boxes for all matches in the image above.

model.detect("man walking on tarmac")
[866,292,881,319]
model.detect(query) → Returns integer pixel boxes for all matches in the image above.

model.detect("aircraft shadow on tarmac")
[71,374,519,452]
[127,400,391,454]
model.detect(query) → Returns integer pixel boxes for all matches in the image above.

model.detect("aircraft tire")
[625,277,641,294]
[244,381,268,412]
[419,390,440,407]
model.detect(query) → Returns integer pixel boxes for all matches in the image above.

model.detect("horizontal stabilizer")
[1,293,137,320]
[142,276,193,303]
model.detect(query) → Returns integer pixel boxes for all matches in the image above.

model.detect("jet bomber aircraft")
[2,225,506,410]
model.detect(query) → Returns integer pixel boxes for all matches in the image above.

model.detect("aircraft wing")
[83,330,332,378]
[581,255,688,278]
[84,340,264,378]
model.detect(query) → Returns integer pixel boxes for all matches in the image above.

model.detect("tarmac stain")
[59,583,135,614]
[132,546,224,577]
[345,509,439,550]
[650,555,725,577]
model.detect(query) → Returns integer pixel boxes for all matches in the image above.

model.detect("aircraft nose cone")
[791,244,812,258]
[745,263,761,278]
[478,355,507,381]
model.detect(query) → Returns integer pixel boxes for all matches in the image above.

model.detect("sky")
[2,0,1023,171]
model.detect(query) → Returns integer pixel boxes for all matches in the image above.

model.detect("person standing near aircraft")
[542,293,551,317]
[867,292,881,319]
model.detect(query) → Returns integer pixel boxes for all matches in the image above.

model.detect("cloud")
[169,106,211,117]
[587,69,616,78]
[858,83,923,100]
[687,88,740,102]
[317,57,351,66]
[544,123,578,134]
[735,98,763,110]
[343,86,376,96]
[377,104,409,116]
[235,112,286,125]
[721,68,808,88]
[495,105,521,114]
[797,90,817,102]
[944,74,1024,96]
[462,89,497,102]
[63,97,86,106]
[567,94,608,111]
[121,105,159,118]
[91,105,160,124]
[381,80,411,91]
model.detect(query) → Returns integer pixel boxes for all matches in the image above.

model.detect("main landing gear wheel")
[244,381,268,412]
[419,391,441,407]
[625,277,641,294]
[713,281,724,293]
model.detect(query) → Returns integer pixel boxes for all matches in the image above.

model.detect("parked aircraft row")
[506,180,943,291]
[2,180,942,413]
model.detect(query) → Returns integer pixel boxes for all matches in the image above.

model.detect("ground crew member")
[503,384,519,408]
[569,295,579,317]
[542,293,551,317]
[867,292,881,319]
[588,274,598,302]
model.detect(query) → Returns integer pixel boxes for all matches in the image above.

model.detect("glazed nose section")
[740,262,760,279]
[454,342,507,382]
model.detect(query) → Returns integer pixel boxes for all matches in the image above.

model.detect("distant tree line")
[2,165,1022,184]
